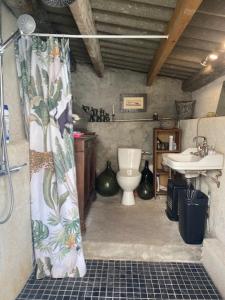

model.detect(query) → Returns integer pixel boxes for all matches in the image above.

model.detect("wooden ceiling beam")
[69,0,104,77]
[146,0,203,86]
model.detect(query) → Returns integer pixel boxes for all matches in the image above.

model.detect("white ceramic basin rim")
[167,153,200,163]
[163,148,224,172]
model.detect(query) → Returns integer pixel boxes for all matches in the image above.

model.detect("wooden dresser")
[74,135,97,233]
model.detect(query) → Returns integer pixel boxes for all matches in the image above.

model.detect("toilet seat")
[117,169,140,178]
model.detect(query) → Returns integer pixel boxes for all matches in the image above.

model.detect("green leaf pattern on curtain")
[15,36,86,279]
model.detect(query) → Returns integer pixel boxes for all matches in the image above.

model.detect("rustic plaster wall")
[72,64,192,120]
[72,64,191,173]
[88,122,158,173]
[0,4,32,300]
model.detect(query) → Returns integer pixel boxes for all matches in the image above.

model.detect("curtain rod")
[27,33,169,39]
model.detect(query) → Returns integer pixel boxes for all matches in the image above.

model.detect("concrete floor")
[83,194,202,262]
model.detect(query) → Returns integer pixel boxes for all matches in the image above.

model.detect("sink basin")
[163,148,224,176]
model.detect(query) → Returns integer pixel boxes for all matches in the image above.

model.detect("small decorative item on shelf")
[153,112,158,120]
[89,109,94,122]
[137,160,154,200]
[85,105,111,122]
[99,108,105,122]
[157,138,169,151]
[105,113,110,122]
[92,108,99,122]
[95,161,120,197]
[112,104,115,121]
[175,100,196,120]
[82,105,90,113]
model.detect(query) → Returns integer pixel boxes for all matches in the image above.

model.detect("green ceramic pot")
[137,160,154,200]
[96,161,120,197]
[137,179,154,200]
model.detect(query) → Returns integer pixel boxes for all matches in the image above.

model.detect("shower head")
[0,14,36,53]
[41,0,75,7]
[17,14,36,35]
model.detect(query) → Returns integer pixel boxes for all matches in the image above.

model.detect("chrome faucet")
[142,150,152,156]
[192,136,208,157]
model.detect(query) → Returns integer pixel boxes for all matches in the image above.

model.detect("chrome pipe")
[0,54,4,158]
[0,14,36,224]
[0,30,20,53]
[0,53,15,224]
[29,33,169,39]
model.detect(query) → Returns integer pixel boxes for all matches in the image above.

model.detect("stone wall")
[0,5,32,300]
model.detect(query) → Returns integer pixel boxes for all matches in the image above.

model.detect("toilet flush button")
[127,169,132,176]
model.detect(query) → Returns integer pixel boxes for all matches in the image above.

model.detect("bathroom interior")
[1,0,225,299]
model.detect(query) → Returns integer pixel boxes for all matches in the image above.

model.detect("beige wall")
[181,72,225,297]
[0,4,32,300]
[180,117,225,246]
[193,75,225,118]
[180,116,225,297]
[181,73,225,244]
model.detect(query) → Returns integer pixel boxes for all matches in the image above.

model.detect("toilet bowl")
[117,148,142,205]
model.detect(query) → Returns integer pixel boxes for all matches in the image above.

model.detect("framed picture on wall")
[120,93,147,112]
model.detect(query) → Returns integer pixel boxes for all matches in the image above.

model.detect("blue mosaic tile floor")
[16,260,222,300]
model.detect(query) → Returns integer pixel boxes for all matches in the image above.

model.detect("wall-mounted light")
[200,52,218,67]
[208,53,218,61]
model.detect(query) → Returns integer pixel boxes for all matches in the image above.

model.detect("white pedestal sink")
[163,148,224,178]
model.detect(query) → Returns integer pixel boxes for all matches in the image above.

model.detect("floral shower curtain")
[15,36,86,279]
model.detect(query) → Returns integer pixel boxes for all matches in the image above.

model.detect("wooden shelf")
[156,150,180,153]
[154,128,181,132]
[156,190,167,195]
[156,169,168,175]
[153,128,182,198]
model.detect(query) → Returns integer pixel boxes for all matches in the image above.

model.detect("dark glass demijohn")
[96,161,120,197]
[137,160,154,200]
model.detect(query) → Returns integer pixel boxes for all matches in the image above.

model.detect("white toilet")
[117,148,142,206]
